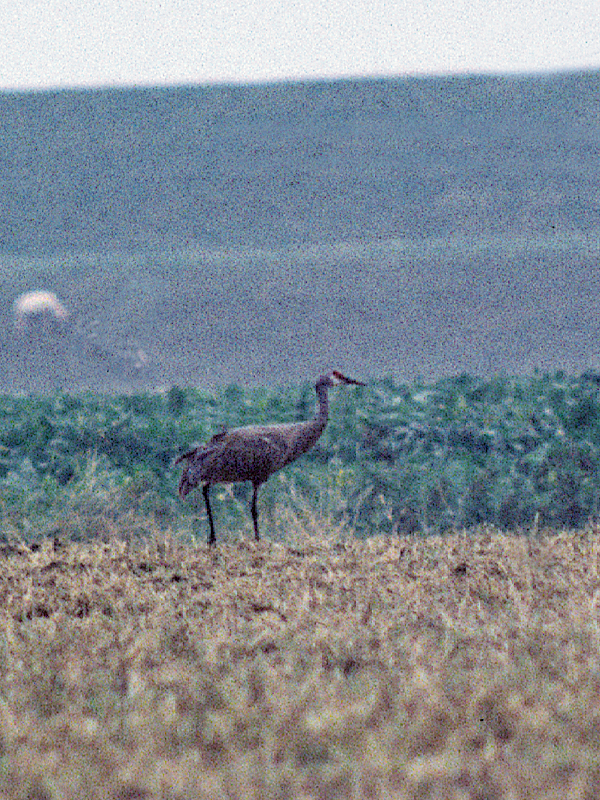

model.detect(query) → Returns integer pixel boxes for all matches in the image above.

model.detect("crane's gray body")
[175,370,363,544]
[178,419,325,494]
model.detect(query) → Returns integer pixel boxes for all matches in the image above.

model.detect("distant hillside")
[1,71,600,253]
[2,235,600,393]
[2,72,600,393]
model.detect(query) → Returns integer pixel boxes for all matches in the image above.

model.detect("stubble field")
[1,528,600,799]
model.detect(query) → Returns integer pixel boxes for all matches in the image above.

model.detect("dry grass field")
[1,528,600,799]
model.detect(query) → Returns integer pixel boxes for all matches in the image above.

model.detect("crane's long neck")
[280,381,332,465]
[314,382,331,431]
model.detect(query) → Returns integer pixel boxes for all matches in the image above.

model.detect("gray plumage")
[175,370,364,544]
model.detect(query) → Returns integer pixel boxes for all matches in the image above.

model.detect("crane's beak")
[331,370,365,386]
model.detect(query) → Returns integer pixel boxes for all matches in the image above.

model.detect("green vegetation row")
[2,372,600,540]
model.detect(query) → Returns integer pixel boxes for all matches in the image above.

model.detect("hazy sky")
[2,0,600,92]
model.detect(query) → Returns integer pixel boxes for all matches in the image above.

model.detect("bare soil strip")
[0,529,599,798]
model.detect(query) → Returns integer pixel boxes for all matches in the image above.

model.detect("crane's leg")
[203,483,216,546]
[251,483,260,541]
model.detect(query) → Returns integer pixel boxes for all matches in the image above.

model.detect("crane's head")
[319,370,365,389]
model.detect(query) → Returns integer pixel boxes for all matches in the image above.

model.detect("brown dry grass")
[1,528,600,798]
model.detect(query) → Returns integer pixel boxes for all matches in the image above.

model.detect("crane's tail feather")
[178,471,195,499]
[175,445,217,499]
[173,448,197,466]
[174,449,199,499]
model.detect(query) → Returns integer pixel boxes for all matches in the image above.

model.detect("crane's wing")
[176,426,290,498]
[174,429,227,467]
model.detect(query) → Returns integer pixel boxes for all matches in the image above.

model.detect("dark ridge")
[1,70,599,254]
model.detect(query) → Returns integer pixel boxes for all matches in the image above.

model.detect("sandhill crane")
[175,370,365,544]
